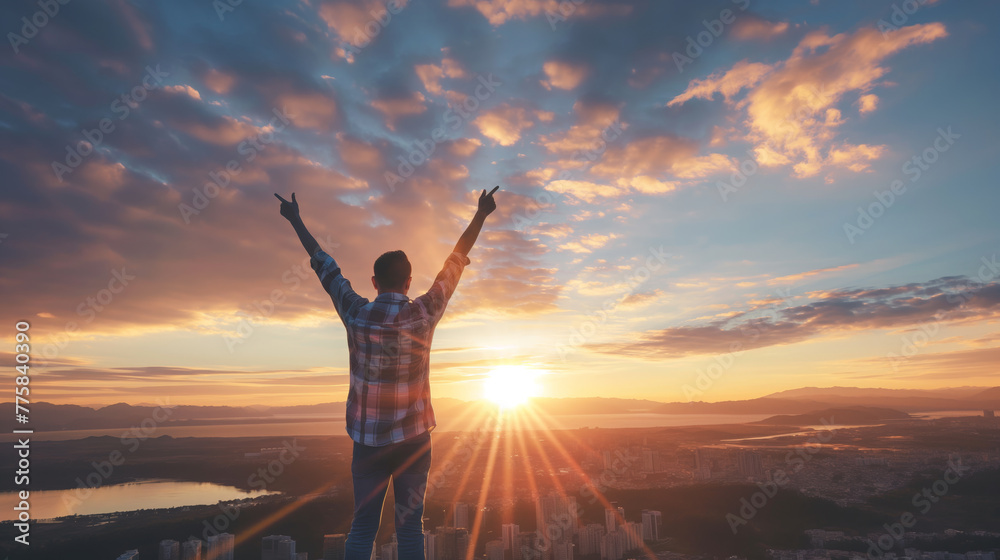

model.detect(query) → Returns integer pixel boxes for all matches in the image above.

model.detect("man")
[275,186,500,560]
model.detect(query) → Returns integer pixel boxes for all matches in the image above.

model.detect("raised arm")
[453,186,499,256]
[275,192,320,257]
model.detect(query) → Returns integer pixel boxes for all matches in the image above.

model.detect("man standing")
[275,186,500,559]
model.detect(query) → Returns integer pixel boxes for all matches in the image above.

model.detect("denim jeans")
[344,430,432,560]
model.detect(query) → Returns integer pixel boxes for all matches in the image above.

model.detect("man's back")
[311,249,471,446]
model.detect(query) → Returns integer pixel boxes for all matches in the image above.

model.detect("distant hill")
[753,406,911,426]
[971,386,1000,402]
[5,385,997,432]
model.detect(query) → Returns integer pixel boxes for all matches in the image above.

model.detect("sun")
[483,365,541,409]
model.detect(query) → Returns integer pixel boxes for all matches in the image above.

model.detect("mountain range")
[4,386,997,432]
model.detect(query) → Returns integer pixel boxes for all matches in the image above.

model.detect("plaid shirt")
[311,249,471,447]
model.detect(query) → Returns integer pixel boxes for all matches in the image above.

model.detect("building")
[985,410,995,418]
[502,523,521,560]
[117,552,140,560]
[424,530,435,560]
[486,539,505,560]
[552,541,574,560]
[454,502,471,530]
[322,534,347,560]
[381,535,398,560]
[601,530,624,560]
[641,510,662,542]
[160,539,181,560]
[578,524,605,557]
[641,448,662,473]
[182,538,203,560]
[207,533,235,560]
[536,492,578,544]
[622,522,643,552]
[736,450,765,479]
[263,535,297,560]
[433,527,469,560]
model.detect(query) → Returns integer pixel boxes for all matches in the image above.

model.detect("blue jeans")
[345,430,432,560]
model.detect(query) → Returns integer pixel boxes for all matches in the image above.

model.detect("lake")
[0,412,777,442]
[1,479,278,522]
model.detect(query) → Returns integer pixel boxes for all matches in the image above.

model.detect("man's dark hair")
[373,250,411,291]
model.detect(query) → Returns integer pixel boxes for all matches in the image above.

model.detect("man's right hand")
[274,192,300,222]
[477,186,500,216]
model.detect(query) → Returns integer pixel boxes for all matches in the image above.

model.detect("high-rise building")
[502,523,520,558]
[207,533,235,560]
[182,538,203,560]
[486,539,505,560]
[601,530,624,560]
[454,502,470,530]
[641,448,661,473]
[160,539,181,560]
[578,524,605,557]
[381,535,398,560]
[552,541,574,560]
[641,510,662,542]
[603,505,618,534]
[433,527,469,560]
[736,450,765,479]
[622,522,642,552]
[424,530,435,560]
[117,551,140,560]
[536,493,577,545]
[295,553,308,560]
[263,535,297,560]
[322,534,347,560]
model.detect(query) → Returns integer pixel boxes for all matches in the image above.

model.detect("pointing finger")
[274,193,288,203]
[488,186,499,196]
[291,192,297,203]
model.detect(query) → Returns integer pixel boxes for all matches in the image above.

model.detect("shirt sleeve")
[414,251,471,322]
[311,249,366,323]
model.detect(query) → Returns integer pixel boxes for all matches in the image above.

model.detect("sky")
[1,0,999,408]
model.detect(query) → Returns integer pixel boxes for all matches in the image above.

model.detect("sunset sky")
[1,0,998,408]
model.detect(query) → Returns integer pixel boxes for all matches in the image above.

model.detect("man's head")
[372,250,412,295]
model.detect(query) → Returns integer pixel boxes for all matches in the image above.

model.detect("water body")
[0,413,776,442]
[1,479,278,522]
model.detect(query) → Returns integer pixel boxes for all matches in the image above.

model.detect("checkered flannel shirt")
[311,248,471,447]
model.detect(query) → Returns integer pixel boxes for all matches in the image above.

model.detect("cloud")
[541,61,590,90]
[667,60,774,106]
[474,103,551,146]
[371,91,427,130]
[588,276,1000,359]
[448,0,631,26]
[668,23,948,178]
[732,16,791,41]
